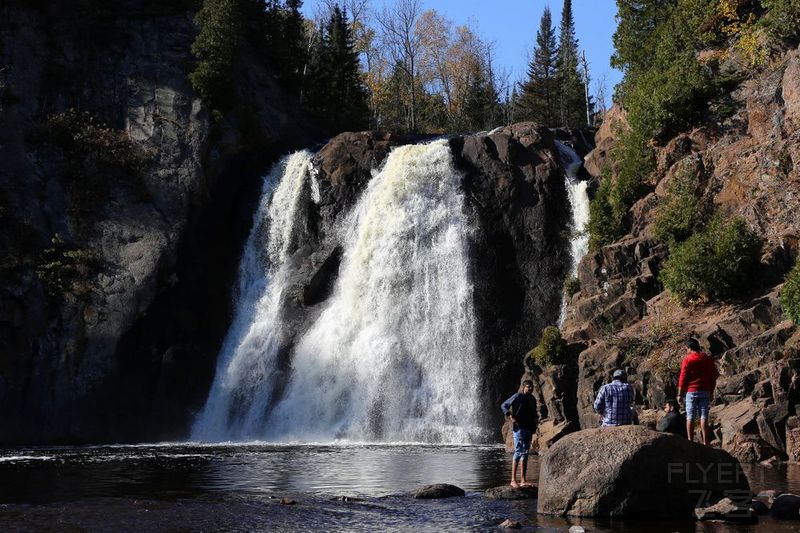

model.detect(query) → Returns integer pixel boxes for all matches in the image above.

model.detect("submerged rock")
[537,426,750,518]
[694,497,757,523]
[499,519,522,529]
[484,485,538,500]
[412,484,465,499]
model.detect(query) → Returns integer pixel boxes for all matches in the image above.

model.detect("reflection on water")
[0,443,798,532]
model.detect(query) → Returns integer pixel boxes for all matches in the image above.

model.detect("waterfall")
[555,141,590,326]
[194,141,483,444]
[265,140,481,443]
[192,151,313,441]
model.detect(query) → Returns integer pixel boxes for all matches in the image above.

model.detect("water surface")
[1,444,798,532]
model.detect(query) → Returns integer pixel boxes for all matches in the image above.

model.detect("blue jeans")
[685,391,711,421]
[512,428,533,461]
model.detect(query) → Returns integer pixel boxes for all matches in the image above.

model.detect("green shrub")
[43,109,148,215]
[527,326,567,367]
[660,214,762,302]
[653,165,706,245]
[588,168,623,250]
[36,234,100,298]
[761,0,800,43]
[780,261,800,323]
[610,127,654,208]
[564,276,580,297]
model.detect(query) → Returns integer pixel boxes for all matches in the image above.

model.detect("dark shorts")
[512,429,533,461]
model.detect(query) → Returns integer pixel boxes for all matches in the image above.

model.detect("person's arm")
[656,415,668,432]
[501,393,518,420]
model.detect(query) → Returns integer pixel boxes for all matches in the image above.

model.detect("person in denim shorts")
[501,380,536,488]
[677,338,719,445]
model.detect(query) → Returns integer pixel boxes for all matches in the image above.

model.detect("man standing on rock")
[677,337,719,445]
[593,369,635,426]
[501,379,536,488]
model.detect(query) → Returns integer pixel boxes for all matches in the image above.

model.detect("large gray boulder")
[537,426,751,518]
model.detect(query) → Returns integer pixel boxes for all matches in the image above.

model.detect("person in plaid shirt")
[593,369,635,426]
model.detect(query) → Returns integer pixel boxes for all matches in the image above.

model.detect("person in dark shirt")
[501,379,536,488]
[657,399,687,437]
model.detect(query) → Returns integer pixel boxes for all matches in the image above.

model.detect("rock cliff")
[0,1,316,443]
[527,45,800,462]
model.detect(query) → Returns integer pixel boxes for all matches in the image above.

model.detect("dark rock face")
[0,3,316,443]
[450,123,573,425]
[537,426,751,518]
[412,484,465,499]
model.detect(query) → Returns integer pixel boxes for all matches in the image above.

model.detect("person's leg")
[510,458,519,487]
[519,430,533,486]
[685,392,696,442]
[700,418,711,445]
[519,458,529,486]
[510,430,522,487]
[699,392,712,445]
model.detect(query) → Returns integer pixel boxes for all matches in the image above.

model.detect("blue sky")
[301,0,623,106]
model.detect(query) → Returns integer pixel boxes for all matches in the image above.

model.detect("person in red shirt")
[677,337,719,445]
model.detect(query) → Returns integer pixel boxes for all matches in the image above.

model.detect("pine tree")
[305,5,370,132]
[189,0,245,113]
[463,62,500,131]
[516,7,559,125]
[555,0,586,127]
[280,0,307,95]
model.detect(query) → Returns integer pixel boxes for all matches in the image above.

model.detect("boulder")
[499,519,522,529]
[694,497,758,523]
[485,485,538,500]
[537,426,751,518]
[412,484,465,499]
[584,104,628,177]
[770,494,800,520]
[786,417,800,463]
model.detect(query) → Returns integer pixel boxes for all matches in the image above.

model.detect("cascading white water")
[264,140,482,443]
[194,141,483,444]
[555,141,591,326]
[192,151,313,441]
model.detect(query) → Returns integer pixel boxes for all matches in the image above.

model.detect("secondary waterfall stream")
[192,151,313,440]
[555,141,590,326]
[193,141,482,443]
